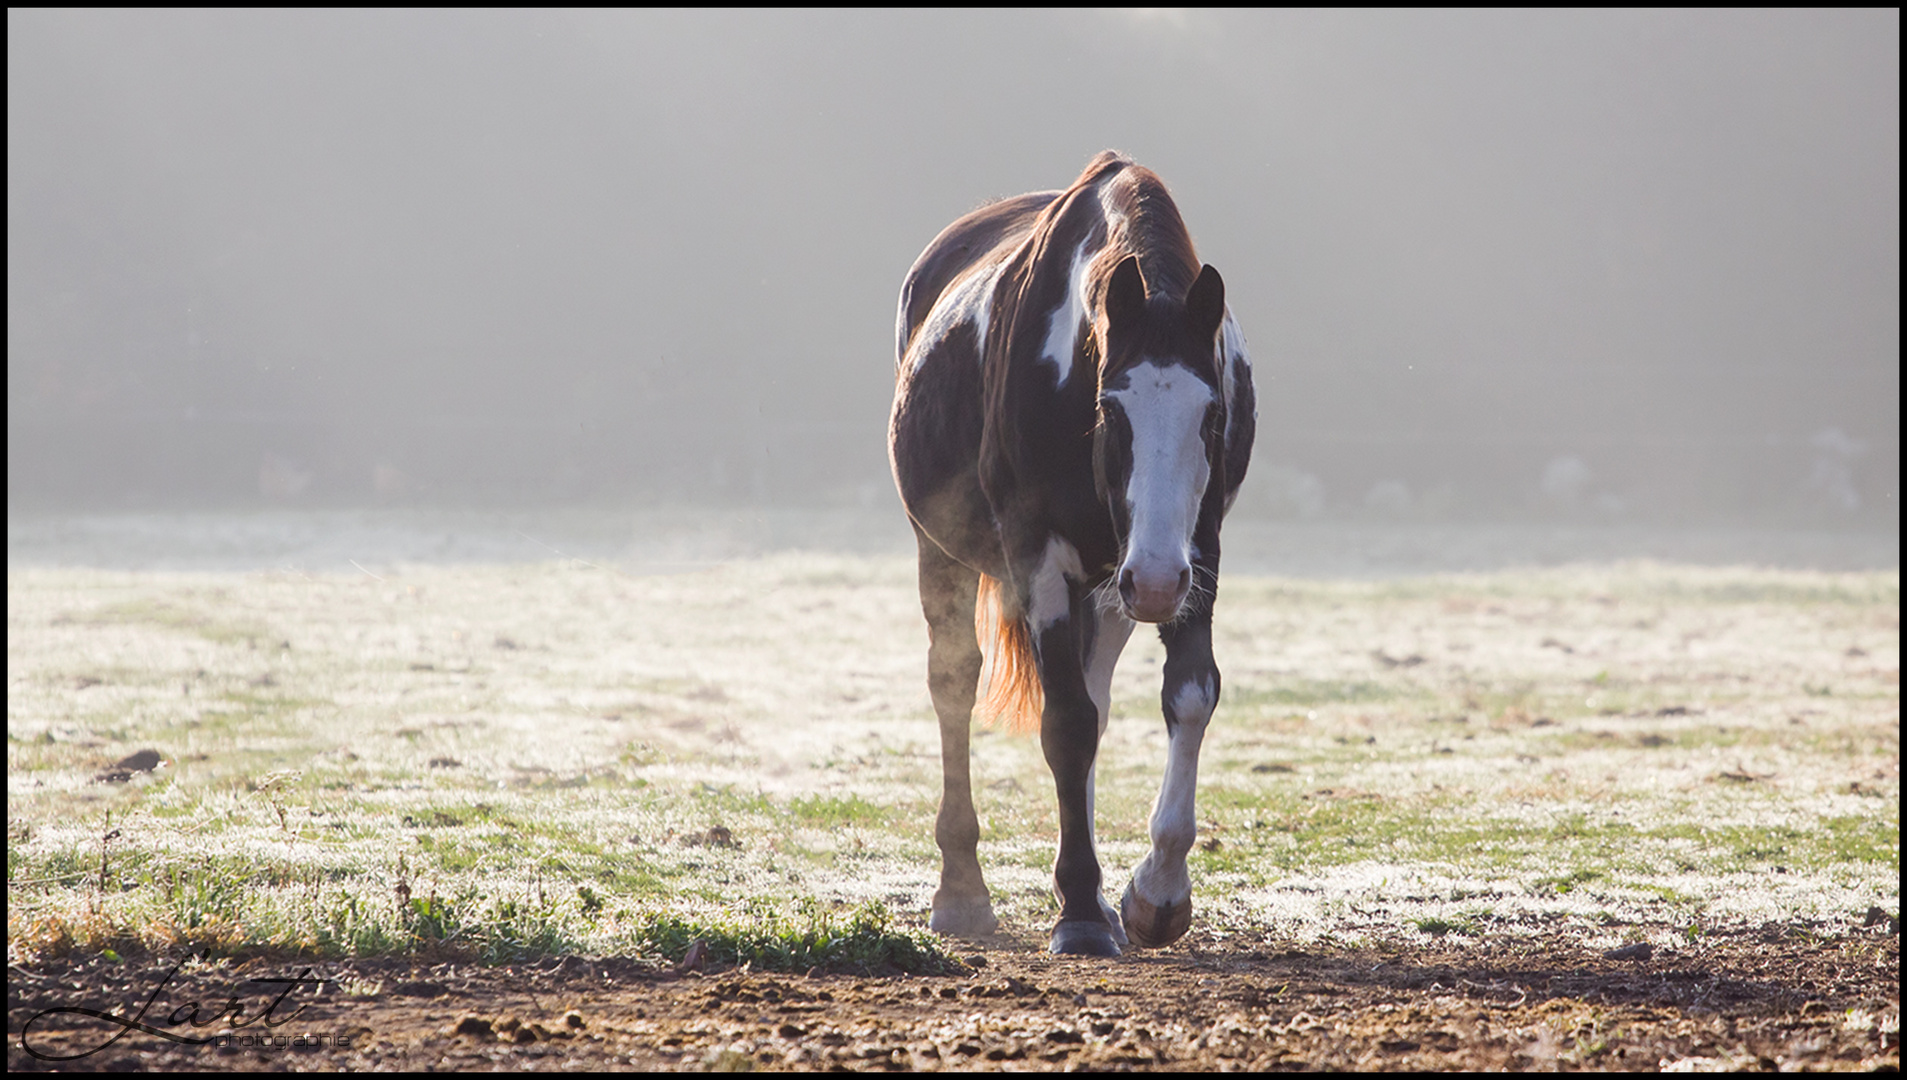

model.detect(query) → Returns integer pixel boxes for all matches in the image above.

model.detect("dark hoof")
[929,895,999,938]
[1120,882,1192,948]
[1048,919,1122,957]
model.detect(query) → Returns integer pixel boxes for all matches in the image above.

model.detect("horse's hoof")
[1048,919,1122,957]
[929,896,999,938]
[1099,895,1130,948]
[1120,882,1192,948]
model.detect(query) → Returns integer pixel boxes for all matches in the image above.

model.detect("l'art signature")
[19,962,330,1061]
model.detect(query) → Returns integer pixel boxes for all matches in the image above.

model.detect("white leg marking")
[1039,239,1098,386]
[1081,613,1134,859]
[1131,675,1217,907]
[1026,536,1083,631]
[1168,676,1218,726]
[1084,610,1134,737]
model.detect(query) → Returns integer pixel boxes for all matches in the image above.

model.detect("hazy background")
[8,9,1899,531]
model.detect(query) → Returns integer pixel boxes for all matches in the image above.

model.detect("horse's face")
[1093,256,1226,624]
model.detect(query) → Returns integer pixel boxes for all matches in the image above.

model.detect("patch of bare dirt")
[10,923,1897,1071]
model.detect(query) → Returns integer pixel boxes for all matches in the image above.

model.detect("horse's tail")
[974,573,1043,735]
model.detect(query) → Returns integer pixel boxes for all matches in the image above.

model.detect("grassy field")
[6,554,1898,970]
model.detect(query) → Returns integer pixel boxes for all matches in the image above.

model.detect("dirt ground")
[10,919,1898,1072]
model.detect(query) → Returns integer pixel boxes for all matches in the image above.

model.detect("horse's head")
[1092,255,1226,624]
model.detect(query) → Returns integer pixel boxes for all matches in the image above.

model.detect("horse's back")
[891,191,1057,574]
[896,191,1058,365]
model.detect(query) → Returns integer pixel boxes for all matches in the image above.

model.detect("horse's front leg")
[1083,606,1134,946]
[1028,542,1122,956]
[1121,614,1219,948]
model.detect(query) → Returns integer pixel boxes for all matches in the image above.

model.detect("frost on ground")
[6,554,1896,961]
[5,554,1898,1070]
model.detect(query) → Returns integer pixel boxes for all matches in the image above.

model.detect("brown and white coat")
[889,152,1256,956]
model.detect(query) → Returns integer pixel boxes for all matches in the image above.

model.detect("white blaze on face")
[1106,362,1214,619]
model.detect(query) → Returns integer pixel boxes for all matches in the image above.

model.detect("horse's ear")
[1185,264,1225,342]
[1106,255,1147,329]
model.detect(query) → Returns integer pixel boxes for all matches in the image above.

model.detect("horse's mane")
[969,152,1203,736]
[1096,163,1202,304]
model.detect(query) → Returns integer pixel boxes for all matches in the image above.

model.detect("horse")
[888,151,1256,956]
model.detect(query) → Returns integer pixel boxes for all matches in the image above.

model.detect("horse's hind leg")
[916,531,997,937]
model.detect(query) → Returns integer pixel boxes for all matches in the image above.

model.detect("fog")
[7,10,1899,529]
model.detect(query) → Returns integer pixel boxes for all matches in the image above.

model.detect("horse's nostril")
[1118,568,1136,601]
[1176,567,1192,594]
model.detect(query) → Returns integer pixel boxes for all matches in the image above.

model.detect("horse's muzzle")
[1118,562,1191,623]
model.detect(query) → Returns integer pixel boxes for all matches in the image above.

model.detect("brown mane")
[1088,156,1202,306]
[966,152,1209,735]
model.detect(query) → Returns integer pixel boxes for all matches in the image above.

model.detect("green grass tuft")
[625,899,959,975]
[1410,915,1482,938]
[787,794,891,827]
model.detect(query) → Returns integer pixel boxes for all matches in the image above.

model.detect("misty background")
[8,9,1899,536]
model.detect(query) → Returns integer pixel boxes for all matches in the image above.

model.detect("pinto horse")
[888,152,1256,956]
